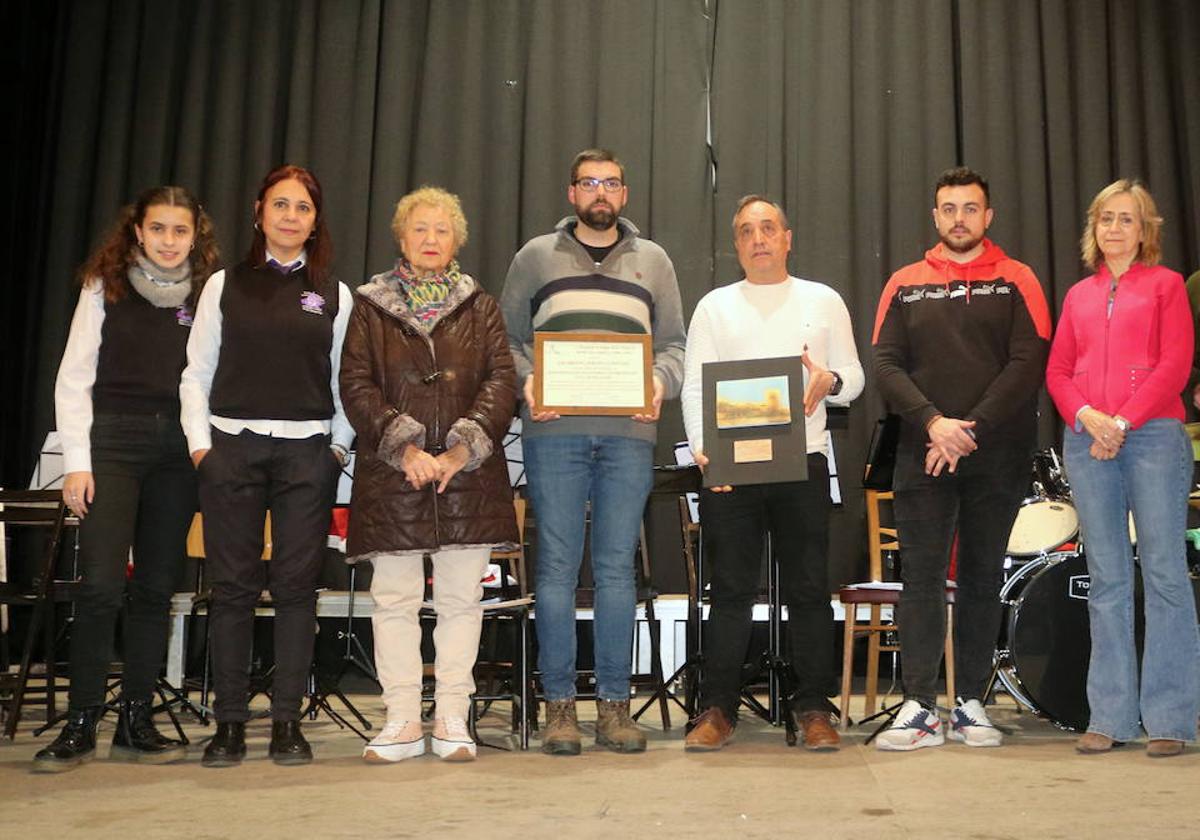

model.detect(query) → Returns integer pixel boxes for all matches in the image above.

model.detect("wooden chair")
[837,489,956,729]
[186,511,272,560]
[0,490,70,738]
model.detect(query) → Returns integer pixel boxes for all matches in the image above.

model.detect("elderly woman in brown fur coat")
[340,186,517,764]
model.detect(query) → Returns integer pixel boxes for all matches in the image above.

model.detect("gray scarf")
[127,254,192,308]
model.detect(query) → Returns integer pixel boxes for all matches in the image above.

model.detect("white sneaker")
[363,720,425,763]
[949,698,1003,747]
[875,700,945,751]
[431,717,476,762]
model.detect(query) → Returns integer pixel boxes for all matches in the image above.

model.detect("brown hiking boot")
[684,707,734,752]
[541,699,582,756]
[595,699,647,753]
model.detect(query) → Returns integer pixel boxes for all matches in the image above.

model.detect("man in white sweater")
[681,195,864,751]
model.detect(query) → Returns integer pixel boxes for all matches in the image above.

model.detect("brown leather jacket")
[340,271,518,560]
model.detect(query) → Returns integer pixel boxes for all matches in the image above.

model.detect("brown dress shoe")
[685,707,734,752]
[1076,732,1121,754]
[796,711,841,752]
[1146,739,1185,758]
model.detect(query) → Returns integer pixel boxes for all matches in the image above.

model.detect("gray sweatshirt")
[499,216,686,443]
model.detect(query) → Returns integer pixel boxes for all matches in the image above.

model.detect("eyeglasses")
[574,177,624,193]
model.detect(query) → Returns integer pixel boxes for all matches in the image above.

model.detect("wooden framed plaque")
[534,331,654,416]
[701,356,808,488]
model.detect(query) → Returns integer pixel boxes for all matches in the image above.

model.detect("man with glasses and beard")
[500,149,685,756]
[871,167,1051,751]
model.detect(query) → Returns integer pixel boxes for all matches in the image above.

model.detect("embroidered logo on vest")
[300,290,326,315]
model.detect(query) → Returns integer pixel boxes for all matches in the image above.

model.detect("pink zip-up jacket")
[1046,262,1192,430]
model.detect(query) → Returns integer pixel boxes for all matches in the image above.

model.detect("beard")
[940,228,984,254]
[577,201,617,232]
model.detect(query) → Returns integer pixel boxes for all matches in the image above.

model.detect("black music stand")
[641,464,803,745]
[734,535,799,746]
[632,466,702,724]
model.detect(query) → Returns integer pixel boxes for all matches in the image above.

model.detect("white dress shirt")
[54,282,106,474]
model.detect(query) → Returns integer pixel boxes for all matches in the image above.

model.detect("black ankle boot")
[201,722,247,768]
[268,720,312,766]
[110,698,187,764]
[32,706,102,773]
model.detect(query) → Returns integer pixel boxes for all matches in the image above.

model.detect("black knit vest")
[209,261,337,420]
[93,290,192,414]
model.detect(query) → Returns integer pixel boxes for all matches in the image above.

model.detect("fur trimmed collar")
[357,268,478,333]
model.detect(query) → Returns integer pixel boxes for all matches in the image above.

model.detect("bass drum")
[995,550,1200,730]
[994,551,1116,731]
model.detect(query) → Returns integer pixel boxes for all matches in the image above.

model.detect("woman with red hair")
[181,165,354,767]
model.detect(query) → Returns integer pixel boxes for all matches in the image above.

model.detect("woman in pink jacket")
[1046,179,1199,758]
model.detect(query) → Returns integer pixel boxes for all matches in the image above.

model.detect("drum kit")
[992,448,1199,731]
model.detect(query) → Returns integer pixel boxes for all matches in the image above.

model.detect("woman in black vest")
[180,164,353,767]
[36,186,219,772]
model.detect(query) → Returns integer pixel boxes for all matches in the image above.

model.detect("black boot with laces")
[110,697,187,763]
[32,706,102,773]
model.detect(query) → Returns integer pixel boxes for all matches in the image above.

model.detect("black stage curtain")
[5,0,1199,586]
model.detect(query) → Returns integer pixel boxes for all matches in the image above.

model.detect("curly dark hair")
[77,185,219,306]
[933,166,990,207]
[248,164,334,292]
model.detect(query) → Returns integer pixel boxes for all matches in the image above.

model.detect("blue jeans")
[1065,418,1200,741]
[525,435,654,702]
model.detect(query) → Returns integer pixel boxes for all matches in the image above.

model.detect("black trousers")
[892,442,1029,706]
[697,453,835,718]
[69,413,196,709]
[198,429,339,723]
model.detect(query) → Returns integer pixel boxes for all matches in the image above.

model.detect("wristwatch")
[828,371,843,397]
[1113,416,1130,433]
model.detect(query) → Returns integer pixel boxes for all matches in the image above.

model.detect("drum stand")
[300,564,375,740]
[337,564,377,681]
[982,657,1028,717]
[736,537,799,746]
[857,645,907,745]
[301,664,371,740]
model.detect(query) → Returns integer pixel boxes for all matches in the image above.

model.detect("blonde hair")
[1080,178,1163,270]
[391,186,469,250]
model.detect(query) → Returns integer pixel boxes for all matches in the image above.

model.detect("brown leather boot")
[1076,732,1120,754]
[595,699,646,753]
[541,699,582,756]
[684,707,735,752]
[1146,739,1184,758]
